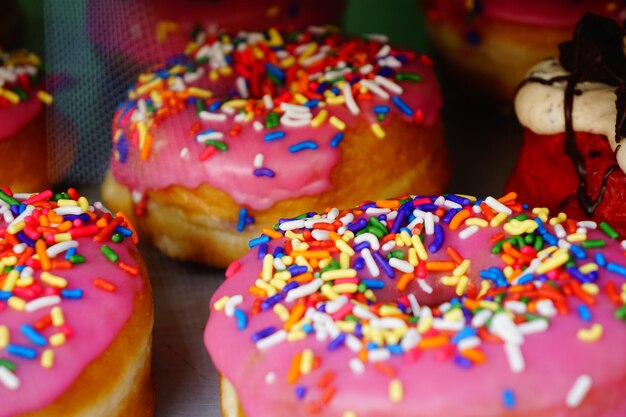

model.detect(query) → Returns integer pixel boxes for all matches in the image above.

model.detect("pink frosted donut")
[205,192,626,416]
[421,1,626,101]
[101,26,449,267]
[87,0,347,67]
[0,188,153,416]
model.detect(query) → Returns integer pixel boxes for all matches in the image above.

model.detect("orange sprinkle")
[248,287,267,297]
[446,246,464,265]
[374,362,397,377]
[460,348,486,364]
[93,278,116,292]
[297,251,331,260]
[397,273,416,292]
[449,209,471,230]
[35,239,51,271]
[418,335,449,349]
[261,227,283,239]
[285,303,306,330]
[605,282,622,305]
[376,199,401,209]
[287,353,302,384]
[321,386,336,405]
[316,370,335,389]
[425,261,456,272]
[119,262,139,275]
[497,192,517,203]
[116,211,139,244]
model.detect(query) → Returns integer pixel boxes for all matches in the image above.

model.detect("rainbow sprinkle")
[0,49,51,108]
[214,192,626,414]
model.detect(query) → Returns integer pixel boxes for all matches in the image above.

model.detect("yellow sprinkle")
[2,270,19,291]
[7,221,25,235]
[40,272,68,288]
[479,280,491,298]
[186,86,213,99]
[453,259,471,277]
[300,349,314,375]
[213,296,229,311]
[339,252,350,270]
[1,256,16,266]
[135,77,163,96]
[281,256,293,266]
[394,234,405,247]
[219,66,233,76]
[335,239,355,256]
[311,109,329,127]
[342,230,355,242]
[155,20,179,42]
[321,269,357,281]
[291,241,309,251]
[579,263,599,275]
[255,279,277,297]
[411,235,428,260]
[440,275,460,286]
[548,212,568,226]
[332,283,359,293]
[294,255,312,271]
[0,325,9,348]
[379,305,402,316]
[336,320,357,333]
[577,324,603,342]
[535,252,570,274]
[294,93,309,105]
[269,279,286,291]
[262,254,274,282]
[329,116,346,131]
[537,245,558,258]
[41,349,54,369]
[389,379,403,403]
[370,123,386,139]
[465,217,489,227]
[0,89,20,104]
[456,275,470,296]
[51,306,65,327]
[37,90,53,105]
[209,69,219,81]
[287,330,307,342]
[343,411,357,417]
[621,293,626,305]
[581,283,599,295]
[417,314,433,333]
[407,248,418,267]
[318,258,332,270]
[279,56,295,68]
[285,230,303,241]
[252,46,264,60]
[503,219,538,235]
[49,333,66,347]
[8,297,25,311]
[321,284,340,300]
[490,212,508,227]
[400,230,412,247]
[566,233,587,242]
[444,308,463,322]
[57,199,79,207]
[503,266,514,279]
[478,300,499,311]
[298,43,318,64]
[223,99,247,109]
[267,27,284,46]
[363,289,376,302]
[532,207,549,223]
[16,277,34,287]
[54,232,72,243]
[325,96,345,105]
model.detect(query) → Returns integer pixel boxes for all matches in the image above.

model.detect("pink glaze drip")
[87,0,347,66]
[110,35,442,212]
[0,95,43,141]
[205,201,626,416]
[1,209,145,416]
[427,0,626,27]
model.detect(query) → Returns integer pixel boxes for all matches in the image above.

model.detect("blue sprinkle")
[374,105,390,114]
[7,344,37,360]
[595,252,607,267]
[295,385,307,400]
[0,291,11,301]
[503,389,516,409]
[391,95,414,117]
[569,244,586,260]
[453,355,473,368]
[288,265,308,276]
[372,251,395,278]
[65,247,77,260]
[568,266,596,283]
[353,242,370,252]
[302,323,314,334]
[61,288,83,299]
[254,168,276,178]
[415,203,439,212]
[577,304,592,322]
[20,324,47,347]
[115,135,129,163]
[328,333,346,351]
[304,99,320,109]
[428,224,444,253]
[251,326,276,342]
[354,257,365,270]
[265,62,285,80]
[257,243,268,259]
[288,140,318,153]
[441,208,460,225]
[360,279,385,289]
[15,232,35,247]
[389,209,406,234]
[451,326,477,344]
[114,226,133,237]
[273,246,284,258]
[366,342,380,350]
[209,101,222,112]
[387,344,403,355]
[264,130,286,142]
[237,208,248,233]
[446,194,471,206]
[517,274,534,285]
[330,132,344,148]
[607,262,626,278]
[542,232,558,246]
[282,281,299,294]
[249,234,270,248]
[261,294,284,310]
[234,308,248,330]
[347,218,367,233]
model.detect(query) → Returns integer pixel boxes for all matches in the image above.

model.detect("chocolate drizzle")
[522,14,626,216]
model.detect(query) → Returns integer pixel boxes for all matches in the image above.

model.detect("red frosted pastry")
[0,49,53,192]
[88,0,346,67]
[0,188,154,416]
[421,0,626,101]
[102,26,449,267]
[205,192,626,417]
[507,14,626,237]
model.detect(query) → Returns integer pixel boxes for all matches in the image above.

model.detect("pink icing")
[87,0,347,66]
[205,203,626,416]
[1,206,145,416]
[426,0,626,28]
[0,95,43,141]
[110,54,442,212]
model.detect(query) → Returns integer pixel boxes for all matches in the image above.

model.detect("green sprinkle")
[377,113,385,122]
[510,214,527,221]
[0,359,16,372]
[358,283,367,293]
[533,235,544,252]
[395,72,422,82]
[196,99,205,115]
[386,250,405,260]
[0,191,19,206]
[581,239,606,249]
[111,233,124,243]
[614,305,626,320]
[494,293,506,304]
[365,226,384,239]
[523,313,548,322]
[266,112,279,129]
[69,255,85,264]
[368,217,389,234]
[407,316,419,324]
[599,222,619,240]
[101,245,119,263]
[205,140,229,151]
[524,234,535,245]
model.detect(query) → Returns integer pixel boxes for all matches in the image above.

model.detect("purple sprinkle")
[372,251,395,278]
[251,326,277,342]
[254,168,276,178]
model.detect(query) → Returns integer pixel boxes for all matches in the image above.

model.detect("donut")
[507,13,626,238]
[0,48,53,192]
[421,0,626,102]
[87,0,347,68]
[205,191,626,416]
[102,26,449,267]
[0,187,154,416]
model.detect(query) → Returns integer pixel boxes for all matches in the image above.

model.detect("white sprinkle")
[236,76,249,99]
[354,233,380,250]
[381,240,396,252]
[253,121,264,132]
[3,210,14,223]
[0,367,20,390]
[503,301,527,315]
[407,294,420,317]
[46,241,79,258]
[12,243,26,254]
[389,258,414,273]
[286,279,324,302]
[256,330,287,350]
[484,196,513,215]
[368,348,391,362]
[345,334,363,352]
[280,114,312,127]
[327,208,339,221]
[199,111,227,122]
[490,312,524,345]
[349,358,365,374]
[252,153,264,168]
[459,225,479,240]
[234,113,246,123]
[536,299,558,317]
[325,295,349,314]
[342,82,360,115]
[554,223,566,238]
[361,248,380,278]
[265,372,276,384]
[273,257,286,271]
[621,240,626,251]
[359,63,374,75]
[360,79,390,100]
[279,219,305,231]
[224,295,244,317]
[472,204,482,214]
[20,266,33,279]
[406,216,424,230]
[311,230,330,241]
[280,102,310,113]
[566,374,592,408]
[365,207,391,215]
[8,206,34,230]
[400,328,421,351]
[301,51,327,67]
[195,130,224,142]
[378,56,402,68]
[457,336,481,351]
[261,94,274,110]
[180,147,189,159]
[518,319,549,335]
[339,213,355,226]
[365,33,389,43]
[432,318,465,331]
[577,221,597,229]
[24,295,62,312]
[443,199,463,209]
[130,191,143,204]
[54,206,82,216]
[371,317,406,330]
[303,218,333,228]
[374,75,403,95]
[424,212,435,235]
[221,105,236,115]
[375,44,391,58]
[183,67,204,83]
[417,279,433,294]
[504,342,525,373]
